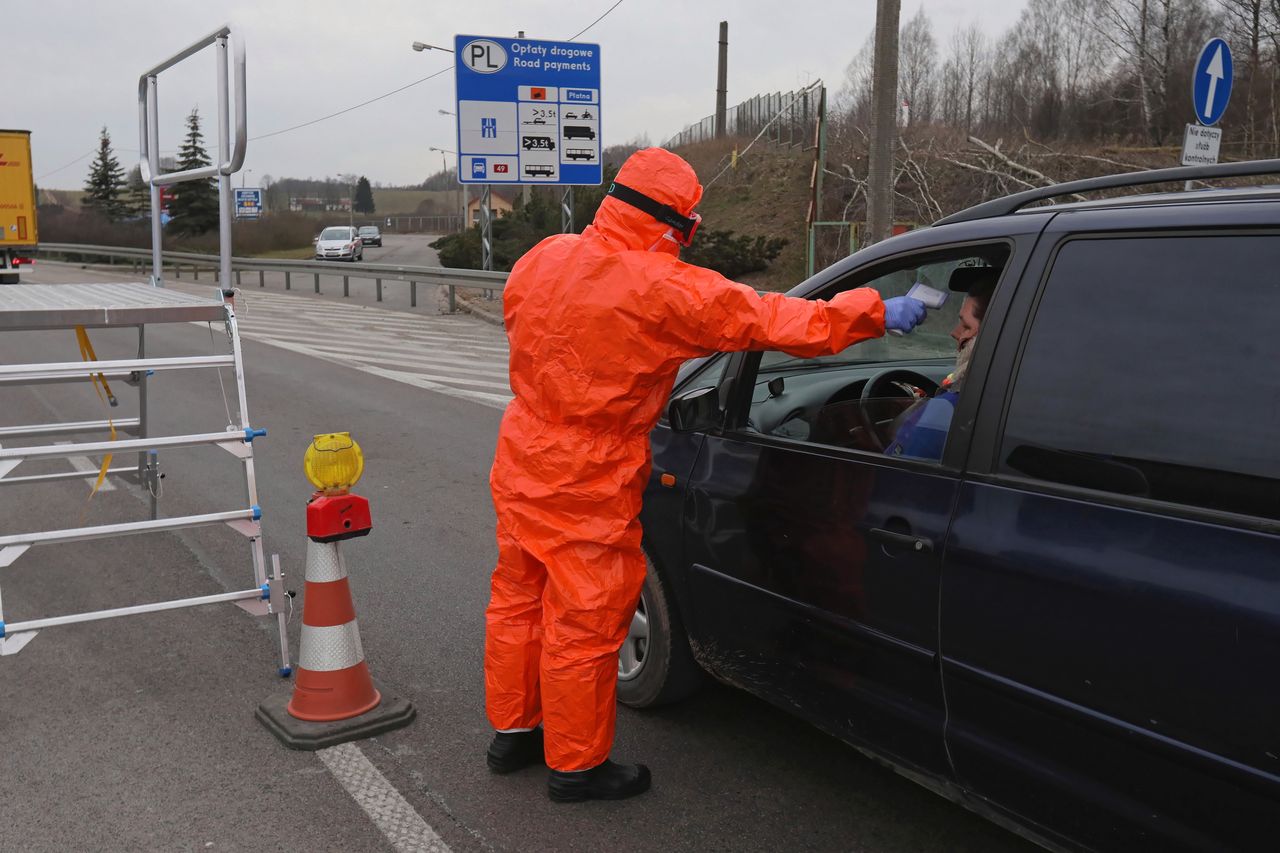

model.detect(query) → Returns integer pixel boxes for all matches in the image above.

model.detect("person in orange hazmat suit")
[484,147,926,803]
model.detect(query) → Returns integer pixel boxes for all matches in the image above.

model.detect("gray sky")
[16,1,1026,189]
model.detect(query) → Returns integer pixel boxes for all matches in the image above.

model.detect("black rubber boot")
[547,759,652,802]
[486,728,545,774]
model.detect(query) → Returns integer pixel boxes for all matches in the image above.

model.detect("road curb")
[458,299,505,328]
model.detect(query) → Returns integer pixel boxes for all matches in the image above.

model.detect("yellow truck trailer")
[0,129,37,284]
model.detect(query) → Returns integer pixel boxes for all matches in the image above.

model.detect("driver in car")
[884,268,997,461]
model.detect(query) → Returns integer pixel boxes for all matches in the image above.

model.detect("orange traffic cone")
[286,538,381,721]
[256,440,414,750]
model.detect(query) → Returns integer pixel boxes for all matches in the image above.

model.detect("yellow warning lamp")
[304,432,365,495]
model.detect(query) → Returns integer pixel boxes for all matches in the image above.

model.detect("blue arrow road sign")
[1192,38,1233,126]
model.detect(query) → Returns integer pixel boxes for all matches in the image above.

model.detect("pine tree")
[168,108,220,235]
[124,166,151,220]
[82,127,127,221]
[353,176,376,214]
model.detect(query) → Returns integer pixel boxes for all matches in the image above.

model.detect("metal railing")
[37,243,508,312]
[663,84,822,149]
[138,24,247,287]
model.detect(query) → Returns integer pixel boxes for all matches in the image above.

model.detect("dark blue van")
[621,163,1280,851]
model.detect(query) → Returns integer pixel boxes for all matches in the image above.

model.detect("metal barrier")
[37,243,508,313]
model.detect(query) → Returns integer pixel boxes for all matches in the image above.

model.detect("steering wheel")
[860,368,940,404]
[856,369,941,451]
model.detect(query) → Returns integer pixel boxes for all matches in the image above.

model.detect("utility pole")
[715,21,729,138]
[518,30,531,210]
[866,0,900,247]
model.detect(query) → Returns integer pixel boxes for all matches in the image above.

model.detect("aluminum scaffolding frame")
[0,25,290,673]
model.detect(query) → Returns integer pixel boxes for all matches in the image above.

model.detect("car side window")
[741,244,1009,461]
[999,235,1280,521]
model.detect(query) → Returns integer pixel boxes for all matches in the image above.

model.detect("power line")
[250,0,626,144]
[37,143,178,183]
[250,67,452,142]
[567,0,626,40]
[36,149,94,181]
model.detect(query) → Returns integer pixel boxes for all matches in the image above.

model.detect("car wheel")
[617,554,703,708]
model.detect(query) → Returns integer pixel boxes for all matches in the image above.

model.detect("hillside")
[677,139,812,292]
[669,127,1243,293]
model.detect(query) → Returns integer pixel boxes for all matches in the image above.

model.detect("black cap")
[947,266,1000,294]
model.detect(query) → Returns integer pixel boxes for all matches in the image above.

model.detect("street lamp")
[429,146,465,232]
[414,42,466,232]
[241,169,253,189]
[334,173,355,228]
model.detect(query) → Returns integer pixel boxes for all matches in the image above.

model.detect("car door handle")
[869,527,934,553]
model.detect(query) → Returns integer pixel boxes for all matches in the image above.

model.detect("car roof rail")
[934,157,1280,226]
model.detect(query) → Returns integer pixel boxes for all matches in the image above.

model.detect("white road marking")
[55,442,116,491]
[177,284,515,410]
[317,743,452,853]
[251,336,512,409]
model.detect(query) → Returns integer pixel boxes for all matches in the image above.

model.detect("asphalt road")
[1,250,1033,852]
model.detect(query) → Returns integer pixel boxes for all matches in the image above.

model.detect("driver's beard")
[952,341,975,386]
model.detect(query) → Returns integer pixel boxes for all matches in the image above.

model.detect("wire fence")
[663,85,822,149]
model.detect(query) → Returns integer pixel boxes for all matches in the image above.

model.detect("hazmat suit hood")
[588,148,703,255]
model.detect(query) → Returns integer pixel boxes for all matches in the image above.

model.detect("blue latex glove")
[883,296,927,334]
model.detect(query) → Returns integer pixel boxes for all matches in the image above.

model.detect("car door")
[674,234,1038,779]
[941,210,1280,850]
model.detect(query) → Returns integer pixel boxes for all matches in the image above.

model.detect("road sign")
[1192,38,1233,127]
[1181,123,1223,166]
[454,34,602,185]
[234,187,263,219]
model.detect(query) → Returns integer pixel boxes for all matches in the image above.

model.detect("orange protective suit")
[485,148,885,771]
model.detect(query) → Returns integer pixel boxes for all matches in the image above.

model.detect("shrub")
[682,229,788,279]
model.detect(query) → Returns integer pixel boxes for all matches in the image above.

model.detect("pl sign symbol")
[1192,38,1233,127]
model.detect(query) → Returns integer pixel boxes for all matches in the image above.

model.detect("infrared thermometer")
[887,283,949,335]
[907,282,948,309]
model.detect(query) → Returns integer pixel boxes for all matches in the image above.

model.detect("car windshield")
[320,228,351,240]
[359,227,377,235]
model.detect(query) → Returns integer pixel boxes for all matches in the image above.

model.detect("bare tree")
[1093,0,1218,145]
[835,33,877,122]
[898,8,937,125]
[959,25,988,133]
[1219,0,1276,154]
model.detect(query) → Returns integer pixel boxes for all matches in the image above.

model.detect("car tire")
[617,554,703,709]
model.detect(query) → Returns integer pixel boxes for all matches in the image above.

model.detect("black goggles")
[605,181,701,246]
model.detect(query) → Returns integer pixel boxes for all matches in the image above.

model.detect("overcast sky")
[16,1,1027,189]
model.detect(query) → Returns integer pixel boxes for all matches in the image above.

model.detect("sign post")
[1182,38,1233,170]
[234,187,263,220]
[453,33,602,268]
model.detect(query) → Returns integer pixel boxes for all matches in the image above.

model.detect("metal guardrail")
[37,243,508,312]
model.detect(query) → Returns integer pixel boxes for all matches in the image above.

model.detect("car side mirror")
[668,385,724,433]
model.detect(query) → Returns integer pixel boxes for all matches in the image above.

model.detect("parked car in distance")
[626,159,1280,852]
[314,226,363,262]
[357,225,382,247]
